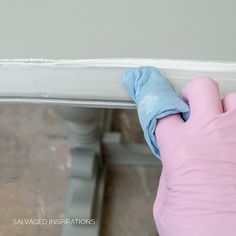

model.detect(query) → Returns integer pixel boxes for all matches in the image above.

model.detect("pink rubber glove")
[153,77,236,236]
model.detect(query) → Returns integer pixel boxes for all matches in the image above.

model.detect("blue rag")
[122,66,190,159]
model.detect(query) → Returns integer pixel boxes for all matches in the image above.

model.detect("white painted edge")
[0,58,235,108]
[1,58,236,71]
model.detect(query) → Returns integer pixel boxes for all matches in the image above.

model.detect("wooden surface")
[0,59,235,108]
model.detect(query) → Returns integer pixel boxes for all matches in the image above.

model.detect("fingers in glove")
[222,93,236,112]
[155,114,184,147]
[181,77,223,121]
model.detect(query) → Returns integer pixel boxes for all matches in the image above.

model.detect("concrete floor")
[0,105,160,236]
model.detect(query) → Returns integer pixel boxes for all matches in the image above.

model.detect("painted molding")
[0,58,236,109]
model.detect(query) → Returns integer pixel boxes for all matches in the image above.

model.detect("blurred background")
[0,105,161,236]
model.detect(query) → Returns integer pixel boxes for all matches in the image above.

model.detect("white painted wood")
[0,59,235,108]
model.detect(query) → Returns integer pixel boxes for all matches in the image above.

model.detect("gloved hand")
[154,77,236,236]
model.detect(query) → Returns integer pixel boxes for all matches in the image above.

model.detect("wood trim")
[0,58,235,108]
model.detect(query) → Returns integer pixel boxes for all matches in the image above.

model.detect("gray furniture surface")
[0,1,236,236]
[0,0,236,61]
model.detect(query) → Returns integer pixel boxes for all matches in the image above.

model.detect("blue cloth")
[122,66,190,159]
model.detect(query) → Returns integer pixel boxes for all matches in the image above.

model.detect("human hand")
[154,77,236,236]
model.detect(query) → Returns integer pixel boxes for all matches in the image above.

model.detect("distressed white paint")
[0,59,235,108]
